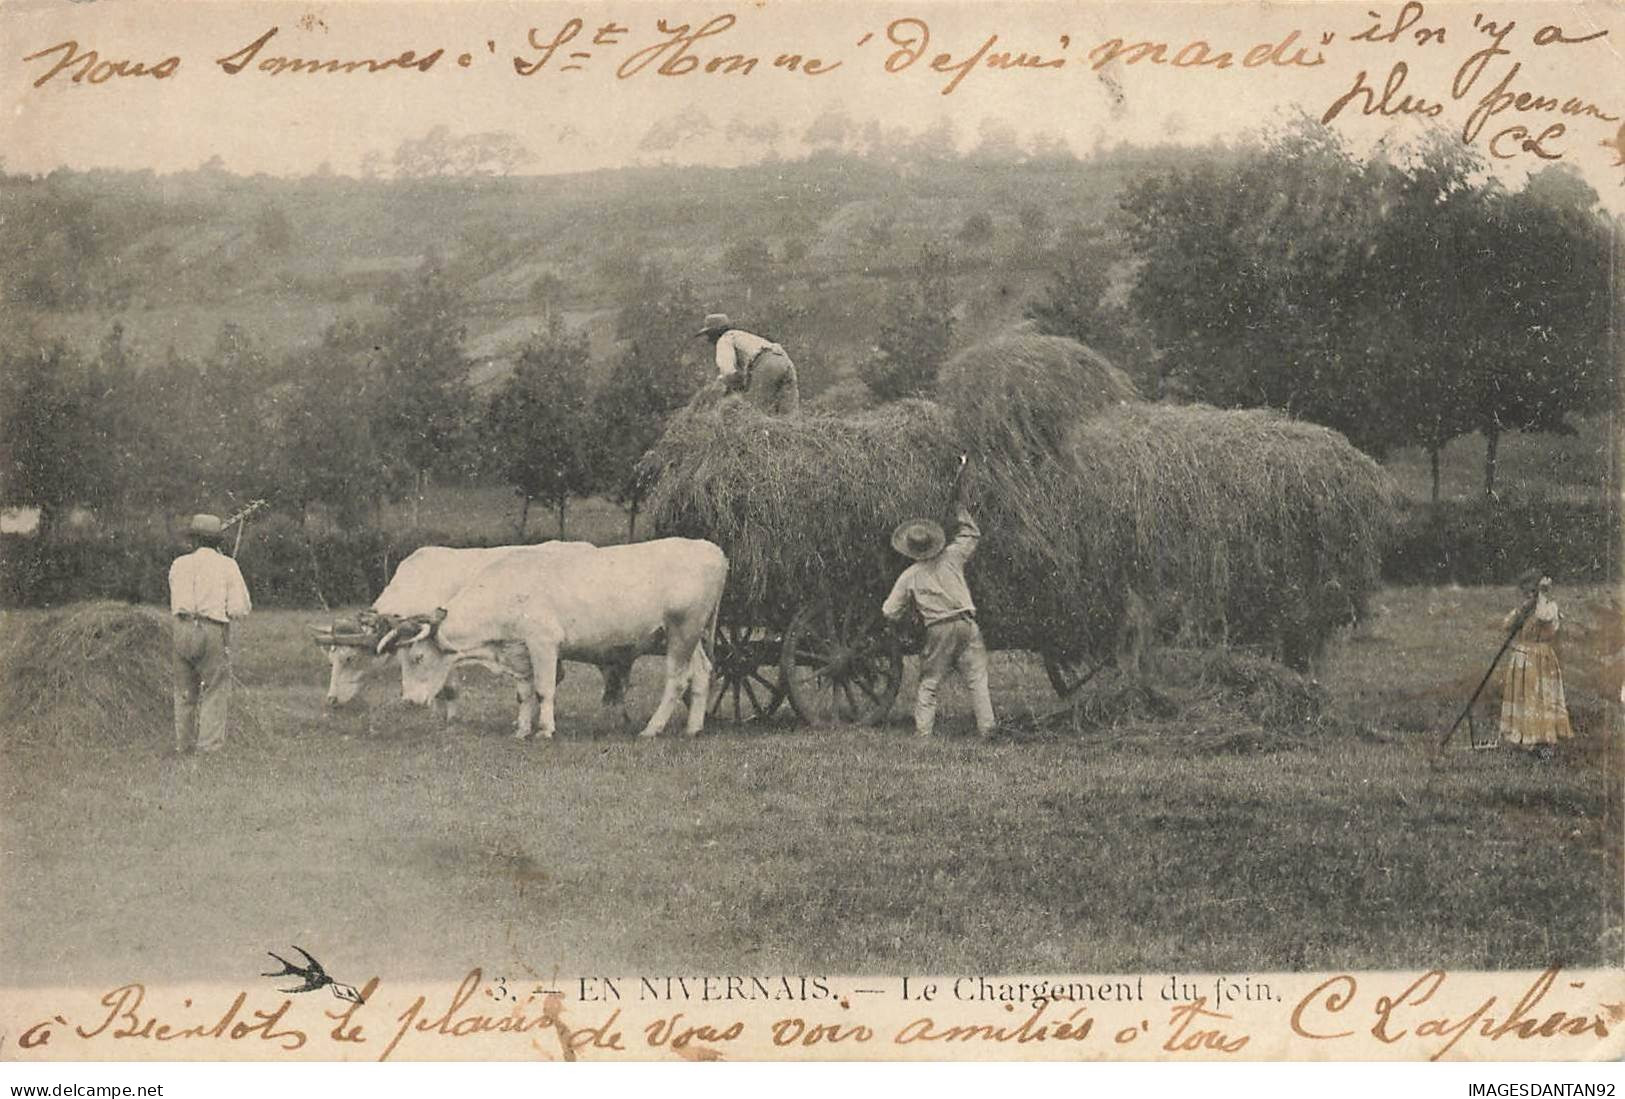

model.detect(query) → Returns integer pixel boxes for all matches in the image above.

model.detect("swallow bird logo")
[262,945,366,1004]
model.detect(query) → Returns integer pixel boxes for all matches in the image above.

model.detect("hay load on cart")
[639,332,1397,726]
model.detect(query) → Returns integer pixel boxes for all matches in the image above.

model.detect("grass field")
[1,584,1620,988]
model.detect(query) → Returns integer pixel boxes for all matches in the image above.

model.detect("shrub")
[1384,497,1618,586]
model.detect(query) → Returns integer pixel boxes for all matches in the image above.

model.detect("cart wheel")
[707,620,786,724]
[1042,651,1101,699]
[781,601,902,726]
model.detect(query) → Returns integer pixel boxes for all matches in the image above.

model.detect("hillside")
[0,148,1196,392]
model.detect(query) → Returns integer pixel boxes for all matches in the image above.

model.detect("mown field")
[1,583,1619,988]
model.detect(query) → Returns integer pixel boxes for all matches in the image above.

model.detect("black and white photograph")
[0,0,1621,1073]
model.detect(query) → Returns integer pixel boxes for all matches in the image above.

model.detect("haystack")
[642,398,965,617]
[0,602,172,747]
[643,333,1141,627]
[641,332,1397,673]
[936,331,1138,461]
[1063,405,1400,667]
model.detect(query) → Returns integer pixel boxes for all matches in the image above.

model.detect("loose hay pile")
[0,602,172,748]
[641,332,1398,673]
[1014,649,1363,755]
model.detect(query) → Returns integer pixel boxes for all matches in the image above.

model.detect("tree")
[782,236,810,264]
[255,203,294,252]
[594,269,709,536]
[486,316,595,539]
[970,117,1022,162]
[0,342,113,534]
[1016,201,1051,243]
[276,322,395,529]
[749,293,820,394]
[393,125,534,177]
[1025,225,1115,341]
[858,241,958,401]
[958,211,994,246]
[722,237,773,281]
[531,270,566,312]
[85,322,146,521]
[1122,122,1403,458]
[1025,228,1155,388]
[904,117,959,164]
[590,357,672,542]
[1122,123,1613,503]
[638,111,716,155]
[1359,135,1492,501]
[1469,168,1612,496]
[370,254,474,524]
[612,266,710,406]
[803,107,856,153]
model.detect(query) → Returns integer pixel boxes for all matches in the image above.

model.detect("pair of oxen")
[311,540,728,740]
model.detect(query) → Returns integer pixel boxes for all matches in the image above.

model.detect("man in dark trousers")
[168,513,252,754]
[881,458,996,738]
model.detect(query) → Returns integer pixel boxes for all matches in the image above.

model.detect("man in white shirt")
[696,313,801,414]
[168,513,252,754]
[881,464,997,739]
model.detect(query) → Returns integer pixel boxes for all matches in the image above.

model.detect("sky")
[1,0,1622,204]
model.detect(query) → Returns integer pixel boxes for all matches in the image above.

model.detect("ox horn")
[406,608,447,645]
[376,625,406,654]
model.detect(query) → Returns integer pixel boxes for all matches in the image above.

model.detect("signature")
[1292,967,1612,1061]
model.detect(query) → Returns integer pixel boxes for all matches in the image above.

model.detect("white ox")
[313,544,634,730]
[380,539,727,740]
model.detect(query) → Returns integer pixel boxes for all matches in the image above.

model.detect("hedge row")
[0,518,561,609]
[2,498,1616,608]
[1382,497,1618,586]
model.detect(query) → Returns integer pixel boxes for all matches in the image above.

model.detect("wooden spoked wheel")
[781,602,903,726]
[706,620,787,724]
[1042,650,1101,699]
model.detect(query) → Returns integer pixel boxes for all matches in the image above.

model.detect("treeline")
[1,121,1615,602]
[1118,124,1614,502]
[0,257,722,541]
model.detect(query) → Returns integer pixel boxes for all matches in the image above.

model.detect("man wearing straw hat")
[168,513,252,754]
[695,313,801,414]
[882,461,997,739]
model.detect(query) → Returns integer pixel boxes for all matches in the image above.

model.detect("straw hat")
[188,514,225,539]
[695,313,732,338]
[891,519,946,561]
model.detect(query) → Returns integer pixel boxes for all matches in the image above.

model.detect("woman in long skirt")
[1498,568,1573,759]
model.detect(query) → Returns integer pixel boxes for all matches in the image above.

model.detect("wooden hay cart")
[696,544,1100,729]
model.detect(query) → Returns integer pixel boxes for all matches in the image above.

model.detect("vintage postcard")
[0,0,1621,1074]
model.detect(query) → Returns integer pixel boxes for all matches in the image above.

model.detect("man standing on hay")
[695,313,801,414]
[168,513,252,754]
[882,457,997,739]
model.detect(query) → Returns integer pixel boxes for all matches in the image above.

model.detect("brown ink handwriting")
[380,968,625,1062]
[21,40,180,87]
[216,26,444,76]
[1291,967,1611,1061]
[21,984,307,1051]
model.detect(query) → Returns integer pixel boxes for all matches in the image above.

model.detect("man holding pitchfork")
[882,453,998,740]
[167,507,256,754]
